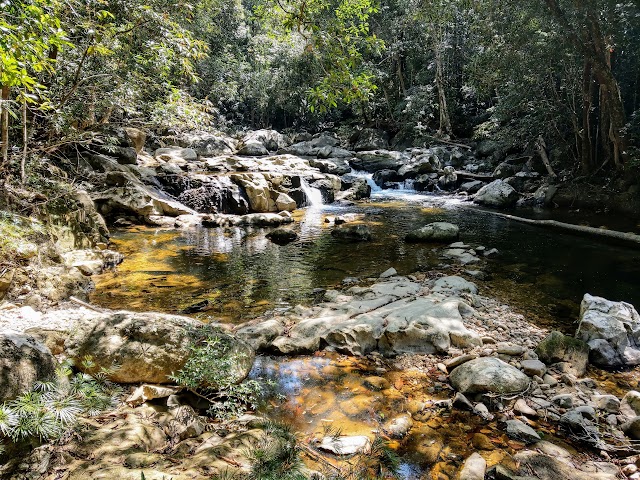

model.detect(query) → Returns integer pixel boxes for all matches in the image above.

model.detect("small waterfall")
[350,170,382,192]
[300,178,324,208]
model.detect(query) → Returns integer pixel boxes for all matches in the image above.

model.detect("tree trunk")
[1,85,9,167]
[434,41,452,136]
[581,59,593,173]
[21,97,27,184]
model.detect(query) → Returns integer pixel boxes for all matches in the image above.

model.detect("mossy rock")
[535,331,589,376]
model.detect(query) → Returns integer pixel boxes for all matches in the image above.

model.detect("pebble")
[514,398,537,417]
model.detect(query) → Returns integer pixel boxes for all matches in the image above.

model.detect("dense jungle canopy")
[2,0,640,180]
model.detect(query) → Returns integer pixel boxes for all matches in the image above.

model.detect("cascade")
[300,178,324,208]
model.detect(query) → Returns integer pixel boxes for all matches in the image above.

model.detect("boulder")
[230,173,274,212]
[65,311,254,384]
[175,177,250,215]
[242,129,286,151]
[236,320,285,351]
[352,128,389,151]
[473,179,519,208]
[438,166,458,190]
[459,180,485,193]
[576,294,640,368]
[520,359,547,377]
[405,222,460,243]
[175,132,238,155]
[124,127,146,153]
[92,181,195,221]
[535,331,590,376]
[449,357,530,395]
[350,150,405,172]
[308,158,351,175]
[621,391,640,419]
[338,177,371,201]
[270,289,480,356]
[237,140,269,156]
[331,224,372,242]
[154,147,198,163]
[513,450,618,480]
[0,332,57,401]
[372,169,401,187]
[383,414,413,438]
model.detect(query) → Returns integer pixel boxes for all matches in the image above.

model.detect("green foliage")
[246,421,306,480]
[169,325,264,420]
[0,362,122,446]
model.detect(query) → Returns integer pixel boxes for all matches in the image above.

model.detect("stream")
[91,187,640,479]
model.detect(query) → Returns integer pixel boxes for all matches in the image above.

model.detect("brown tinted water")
[92,193,640,331]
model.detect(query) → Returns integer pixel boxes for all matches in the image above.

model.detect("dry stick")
[69,296,104,312]
[535,135,557,178]
[486,211,640,247]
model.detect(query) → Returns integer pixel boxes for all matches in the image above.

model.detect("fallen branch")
[485,211,640,247]
[69,296,104,312]
[454,171,494,181]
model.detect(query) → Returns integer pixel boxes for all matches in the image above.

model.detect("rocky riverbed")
[2,127,640,479]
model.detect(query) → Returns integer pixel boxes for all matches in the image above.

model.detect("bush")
[0,361,122,446]
[168,325,264,420]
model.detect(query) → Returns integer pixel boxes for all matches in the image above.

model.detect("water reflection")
[92,195,640,329]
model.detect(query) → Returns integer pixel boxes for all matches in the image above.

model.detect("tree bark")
[434,40,452,136]
[21,97,27,184]
[1,85,9,167]
[543,0,628,169]
[581,59,593,173]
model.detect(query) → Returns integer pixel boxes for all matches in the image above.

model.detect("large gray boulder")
[65,311,254,384]
[576,294,640,368]
[92,177,195,221]
[449,357,530,395]
[350,150,405,172]
[405,222,459,243]
[0,332,57,401]
[473,179,519,208]
[237,140,268,156]
[535,331,590,376]
[154,147,198,163]
[242,129,286,152]
[176,132,238,155]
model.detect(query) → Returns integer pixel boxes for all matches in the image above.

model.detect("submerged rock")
[266,228,298,245]
[331,224,372,242]
[405,222,459,243]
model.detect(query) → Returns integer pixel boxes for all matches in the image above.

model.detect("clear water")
[89,191,640,478]
[92,193,640,329]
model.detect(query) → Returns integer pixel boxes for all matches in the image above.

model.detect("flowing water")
[91,187,640,478]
